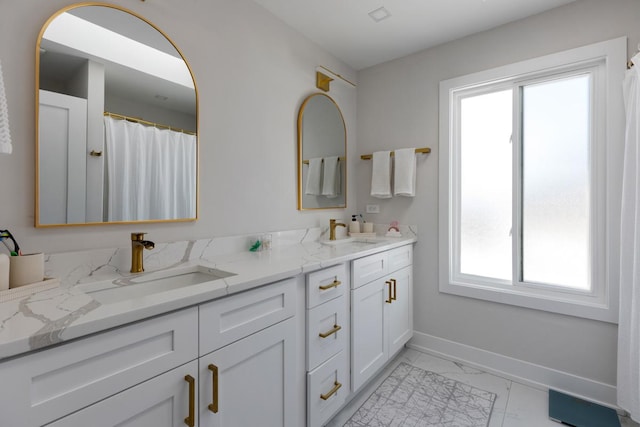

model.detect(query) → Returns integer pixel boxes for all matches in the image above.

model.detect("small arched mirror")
[36,3,198,227]
[297,93,346,210]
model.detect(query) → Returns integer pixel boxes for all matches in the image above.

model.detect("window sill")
[439,280,617,323]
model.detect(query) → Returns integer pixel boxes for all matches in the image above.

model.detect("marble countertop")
[0,231,416,362]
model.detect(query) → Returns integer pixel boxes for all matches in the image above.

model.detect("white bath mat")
[344,362,496,427]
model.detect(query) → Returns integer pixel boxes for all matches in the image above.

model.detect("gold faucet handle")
[131,232,146,241]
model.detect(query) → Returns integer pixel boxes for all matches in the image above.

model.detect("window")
[438,38,626,322]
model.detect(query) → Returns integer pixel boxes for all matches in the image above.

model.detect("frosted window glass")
[459,89,513,281]
[522,75,591,290]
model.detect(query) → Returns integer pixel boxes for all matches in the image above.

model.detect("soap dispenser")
[349,215,360,234]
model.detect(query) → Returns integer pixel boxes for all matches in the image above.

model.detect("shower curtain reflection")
[103,116,196,222]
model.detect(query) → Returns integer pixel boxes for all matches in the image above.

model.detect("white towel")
[305,158,323,195]
[322,156,340,198]
[371,151,392,198]
[394,148,416,197]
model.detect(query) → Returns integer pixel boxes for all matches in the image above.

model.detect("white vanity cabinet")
[0,307,199,427]
[305,263,350,427]
[198,276,301,427]
[351,244,413,391]
[0,276,302,427]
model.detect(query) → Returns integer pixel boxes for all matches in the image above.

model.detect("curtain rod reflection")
[104,112,196,135]
[302,156,345,165]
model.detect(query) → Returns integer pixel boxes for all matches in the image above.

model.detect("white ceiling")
[251,0,577,70]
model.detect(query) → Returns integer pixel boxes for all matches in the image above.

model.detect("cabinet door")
[0,308,198,427]
[199,318,296,427]
[387,266,413,356]
[351,279,387,392]
[47,360,198,427]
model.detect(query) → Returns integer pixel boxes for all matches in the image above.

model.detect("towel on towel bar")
[371,151,392,198]
[322,156,340,198]
[394,148,416,197]
[305,158,323,195]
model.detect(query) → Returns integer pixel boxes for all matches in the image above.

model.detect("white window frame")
[438,37,626,323]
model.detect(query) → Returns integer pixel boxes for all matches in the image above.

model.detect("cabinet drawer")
[351,252,387,289]
[387,245,413,273]
[306,294,347,371]
[306,263,347,309]
[307,351,348,427]
[199,277,296,355]
[0,307,198,427]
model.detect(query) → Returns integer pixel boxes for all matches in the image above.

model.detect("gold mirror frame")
[35,2,199,227]
[297,93,347,210]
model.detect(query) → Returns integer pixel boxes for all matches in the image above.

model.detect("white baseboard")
[408,331,618,409]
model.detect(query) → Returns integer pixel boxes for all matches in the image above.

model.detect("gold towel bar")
[360,147,431,160]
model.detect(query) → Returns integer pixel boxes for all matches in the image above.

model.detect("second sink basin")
[79,265,236,304]
[321,237,379,245]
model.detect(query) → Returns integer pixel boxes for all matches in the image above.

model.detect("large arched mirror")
[297,93,346,210]
[35,3,198,227]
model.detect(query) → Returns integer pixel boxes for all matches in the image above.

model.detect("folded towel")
[394,148,416,197]
[322,156,340,198]
[0,141,12,155]
[305,158,323,195]
[371,151,392,198]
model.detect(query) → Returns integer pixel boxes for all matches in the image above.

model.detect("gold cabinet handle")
[319,324,342,338]
[320,381,342,400]
[89,150,103,157]
[385,280,393,303]
[319,279,341,291]
[184,375,195,427]
[208,364,219,413]
[391,278,397,301]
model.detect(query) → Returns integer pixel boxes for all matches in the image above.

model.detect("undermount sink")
[321,237,378,245]
[79,265,236,304]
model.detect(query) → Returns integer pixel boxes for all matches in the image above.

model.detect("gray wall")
[0,0,357,253]
[356,0,640,387]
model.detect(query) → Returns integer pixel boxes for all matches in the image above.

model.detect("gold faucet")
[131,232,155,273]
[329,219,346,241]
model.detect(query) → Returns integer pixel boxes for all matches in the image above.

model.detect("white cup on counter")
[0,253,9,291]
[9,253,44,288]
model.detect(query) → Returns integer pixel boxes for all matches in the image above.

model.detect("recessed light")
[368,6,391,23]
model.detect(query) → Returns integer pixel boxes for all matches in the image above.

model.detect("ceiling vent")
[368,7,391,23]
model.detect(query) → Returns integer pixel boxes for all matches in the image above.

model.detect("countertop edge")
[0,237,416,362]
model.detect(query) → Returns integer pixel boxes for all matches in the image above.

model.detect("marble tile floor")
[325,348,639,427]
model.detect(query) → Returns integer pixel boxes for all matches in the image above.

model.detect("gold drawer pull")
[208,364,219,413]
[184,375,195,427]
[320,381,342,400]
[319,279,341,291]
[391,278,397,301]
[319,324,342,338]
[385,280,393,304]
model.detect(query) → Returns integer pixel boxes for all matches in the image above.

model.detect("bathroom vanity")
[0,229,415,426]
